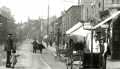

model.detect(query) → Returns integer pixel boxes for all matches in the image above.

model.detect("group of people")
[32,39,45,54]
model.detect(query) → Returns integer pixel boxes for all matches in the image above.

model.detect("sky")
[0,0,78,23]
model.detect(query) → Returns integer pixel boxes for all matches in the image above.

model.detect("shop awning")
[66,21,91,37]
[93,11,120,29]
[66,22,82,34]
[70,27,90,37]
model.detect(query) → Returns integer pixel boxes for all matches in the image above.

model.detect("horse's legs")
[33,47,36,53]
[40,49,42,54]
[35,48,36,53]
[39,48,42,54]
[33,48,34,53]
[33,48,35,53]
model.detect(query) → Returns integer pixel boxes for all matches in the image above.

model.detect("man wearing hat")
[5,34,16,68]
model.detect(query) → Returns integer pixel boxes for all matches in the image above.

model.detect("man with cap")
[5,34,16,68]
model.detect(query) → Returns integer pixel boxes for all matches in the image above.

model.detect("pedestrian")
[103,43,111,69]
[32,39,38,53]
[4,34,16,68]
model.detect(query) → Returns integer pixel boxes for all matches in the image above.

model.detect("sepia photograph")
[0,0,119,69]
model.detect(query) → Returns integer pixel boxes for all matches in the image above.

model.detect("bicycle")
[10,51,20,69]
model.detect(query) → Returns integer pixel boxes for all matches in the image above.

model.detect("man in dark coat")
[5,34,16,68]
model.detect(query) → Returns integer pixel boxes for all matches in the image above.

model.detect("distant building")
[79,0,101,23]
[104,0,120,9]
[62,5,83,34]
[79,0,120,22]
[51,5,84,43]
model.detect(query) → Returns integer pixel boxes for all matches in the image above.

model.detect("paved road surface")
[0,40,66,69]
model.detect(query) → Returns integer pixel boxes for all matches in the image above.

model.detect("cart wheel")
[66,63,73,69]
[79,57,83,69]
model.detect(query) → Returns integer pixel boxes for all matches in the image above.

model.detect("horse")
[37,43,45,54]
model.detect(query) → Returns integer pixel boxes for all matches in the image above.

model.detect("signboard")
[83,22,93,30]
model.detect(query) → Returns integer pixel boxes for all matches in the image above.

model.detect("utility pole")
[39,17,41,42]
[57,26,60,56]
[103,0,104,11]
[78,0,80,5]
[47,0,50,47]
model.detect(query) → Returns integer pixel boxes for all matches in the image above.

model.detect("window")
[112,0,120,4]
[112,0,114,4]
[117,0,120,4]
[98,2,101,8]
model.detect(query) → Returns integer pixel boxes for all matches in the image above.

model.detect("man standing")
[5,34,15,68]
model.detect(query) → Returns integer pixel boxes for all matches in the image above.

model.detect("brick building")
[79,0,120,23]
[78,0,102,24]
[51,1,120,58]
[62,5,83,34]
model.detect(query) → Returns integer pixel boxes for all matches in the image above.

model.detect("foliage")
[0,6,16,44]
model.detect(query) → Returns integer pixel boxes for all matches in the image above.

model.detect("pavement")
[15,40,33,68]
[106,59,120,69]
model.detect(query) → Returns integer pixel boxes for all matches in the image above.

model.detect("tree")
[0,6,16,34]
[0,6,16,44]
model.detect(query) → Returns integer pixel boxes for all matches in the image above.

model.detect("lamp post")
[38,17,42,42]
[90,2,95,53]
[90,3,95,67]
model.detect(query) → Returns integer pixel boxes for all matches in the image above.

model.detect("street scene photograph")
[0,0,120,69]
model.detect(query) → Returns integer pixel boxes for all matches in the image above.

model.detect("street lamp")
[90,3,95,67]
